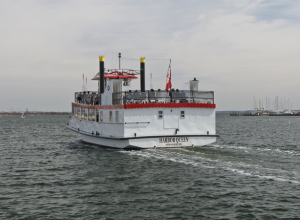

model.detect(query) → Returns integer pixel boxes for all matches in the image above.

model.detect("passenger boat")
[66,54,217,149]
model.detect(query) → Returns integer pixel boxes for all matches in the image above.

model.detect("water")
[1,114,300,219]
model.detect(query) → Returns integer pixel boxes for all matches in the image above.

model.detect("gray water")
[1,114,300,219]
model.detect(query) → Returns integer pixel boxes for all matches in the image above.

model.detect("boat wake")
[120,146,300,184]
[212,144,300,157]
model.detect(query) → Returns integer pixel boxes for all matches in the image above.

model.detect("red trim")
[104,75,118,79]
[124,102,215,109]
[72,102,216,109]
[110,70,136,76]
[92,75,138,80]
[104,75,137,79]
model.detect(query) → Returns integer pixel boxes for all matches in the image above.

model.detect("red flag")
[165,63,171,91]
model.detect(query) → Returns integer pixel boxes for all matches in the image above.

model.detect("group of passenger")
[76,90,209,105]
[76,92,100,105]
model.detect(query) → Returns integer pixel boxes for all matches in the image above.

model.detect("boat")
[66,54,217,149]
[21,113,25,118]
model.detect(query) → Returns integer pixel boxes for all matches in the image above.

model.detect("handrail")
[74,90,214,105]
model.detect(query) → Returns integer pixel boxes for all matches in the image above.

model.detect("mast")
[119,53,121,69]
[150,73,153,90]
[86,77,88,91]
[82,74,85,91]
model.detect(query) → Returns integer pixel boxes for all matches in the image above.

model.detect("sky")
[1,0,300,112]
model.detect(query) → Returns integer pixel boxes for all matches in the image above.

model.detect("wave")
[211,144,300,157]
[120,148,300,184]
[226,167,300,184]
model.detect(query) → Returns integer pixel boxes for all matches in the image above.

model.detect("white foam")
[212,144,300,157]
[121,149,217,169]
[120,149,300,184]
[226,167,300,184]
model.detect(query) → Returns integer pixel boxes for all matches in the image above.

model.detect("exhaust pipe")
[99,56,105,94]
[140,57,145,92]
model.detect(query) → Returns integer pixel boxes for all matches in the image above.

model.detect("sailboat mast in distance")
[150,73,153,90]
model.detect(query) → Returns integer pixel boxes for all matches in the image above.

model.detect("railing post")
[193,91,195,103]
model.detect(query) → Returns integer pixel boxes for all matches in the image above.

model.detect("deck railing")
[75,90,214,105]
[75,91,101,105]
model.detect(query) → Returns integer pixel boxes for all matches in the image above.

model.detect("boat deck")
[74,89,214,106]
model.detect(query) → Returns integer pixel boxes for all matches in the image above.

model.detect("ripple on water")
[1,115,300,219]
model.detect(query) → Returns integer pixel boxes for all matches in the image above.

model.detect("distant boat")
[21,113,25,118]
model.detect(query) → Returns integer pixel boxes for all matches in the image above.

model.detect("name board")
[159,137,189,146]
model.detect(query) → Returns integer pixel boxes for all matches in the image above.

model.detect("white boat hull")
[67,104,217,149]
[67,125,217,149]
[82,133,216,149]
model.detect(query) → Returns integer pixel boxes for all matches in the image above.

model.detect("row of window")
[72,107,185,122]
[73,107,119,123]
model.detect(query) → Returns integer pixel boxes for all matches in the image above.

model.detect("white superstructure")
[67,55,217,149]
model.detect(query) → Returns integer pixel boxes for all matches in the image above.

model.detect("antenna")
[82,74,85,91]
[150,73,153,90]
[86,77,88,91]
[119,53,121,69]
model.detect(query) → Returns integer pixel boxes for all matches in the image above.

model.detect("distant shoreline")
[0,112,70,116]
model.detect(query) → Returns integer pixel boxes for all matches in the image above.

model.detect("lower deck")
[67,125,217,149]
[67,103,217,148]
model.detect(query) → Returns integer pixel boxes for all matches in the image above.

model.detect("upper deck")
[73,55,216,109]
[74,89,215,109]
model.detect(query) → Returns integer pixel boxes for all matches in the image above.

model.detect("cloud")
[167,2,300,110]
[249,0,300,22]
[0,0,300,111]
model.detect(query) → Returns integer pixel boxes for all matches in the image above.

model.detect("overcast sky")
[1,0,300,112]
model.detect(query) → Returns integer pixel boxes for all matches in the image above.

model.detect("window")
[81,108,86,120]
[75,107,80,118]
[180,111,185,119]
[158,110,163,119]
[88,109,95,121]
[109,111,113,122]
[115,111,119,123]
[100,111,103,122]
[80,108,83,119]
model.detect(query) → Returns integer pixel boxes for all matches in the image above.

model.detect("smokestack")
[140,57,145,92]
[99,56,105,94]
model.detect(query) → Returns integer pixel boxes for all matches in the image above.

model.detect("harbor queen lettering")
[159,137,188,144]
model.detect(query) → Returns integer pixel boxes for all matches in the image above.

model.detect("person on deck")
[77,92,82,103]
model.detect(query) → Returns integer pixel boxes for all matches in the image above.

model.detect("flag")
[165,63,171,91]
